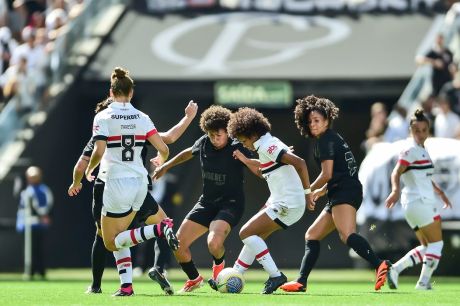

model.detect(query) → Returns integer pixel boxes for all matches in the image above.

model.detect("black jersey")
[81,138,153,189]
[314,129,360,190]
[191,135,252,203]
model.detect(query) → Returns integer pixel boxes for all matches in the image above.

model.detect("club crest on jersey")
[267,145,277,155]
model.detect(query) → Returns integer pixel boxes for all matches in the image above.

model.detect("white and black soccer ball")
[216,267,245,293]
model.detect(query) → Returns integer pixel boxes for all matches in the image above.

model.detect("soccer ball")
[216,267,245,293]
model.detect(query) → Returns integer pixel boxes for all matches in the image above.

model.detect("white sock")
[113,248,132,286]
[418,241,443,285]
[233,245,255,274]
[242,235,280,277]
[393,245,426,274]
[115,224,161,249]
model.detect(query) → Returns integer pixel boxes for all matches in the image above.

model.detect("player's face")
[237,135,257,151]
[410,121,429,145]
[208,128,228,149]
[308,111,329,137]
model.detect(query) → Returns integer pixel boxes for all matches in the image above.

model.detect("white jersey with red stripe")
[398,138,436,205]
[254,132,304,209]
[92,101,157,181]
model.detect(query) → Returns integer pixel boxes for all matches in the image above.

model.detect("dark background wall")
[0,78,402,271]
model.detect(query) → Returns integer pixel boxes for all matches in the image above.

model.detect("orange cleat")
[280,281,306,292]
[178,275,204,293]
[375,260,391,291]
[212,261,225,280]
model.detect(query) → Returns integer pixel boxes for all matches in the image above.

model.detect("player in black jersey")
[281,95,390,293]
[68,99,197,296]
[152,105,258,293]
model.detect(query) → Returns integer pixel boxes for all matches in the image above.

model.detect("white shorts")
[403,199,440,230]
[102,176,148,217]
[263,197,305,228]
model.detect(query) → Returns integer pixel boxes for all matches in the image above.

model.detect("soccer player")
[68,99,198,295]
[220,107,314,294]
[152,105,258,293]
[385,109,452,290]
[281,95,390,293]
[83,67,178,296]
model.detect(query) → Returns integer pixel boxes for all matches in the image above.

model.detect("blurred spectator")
[362,102,388,152]
[0,0,7,27]
[434,95,460,138]
[416,34,456,96]
[439,75,460,115]
[0,26,17,74]
[13,0,46,28]
[16,166,53,280]
[383,104,409,143]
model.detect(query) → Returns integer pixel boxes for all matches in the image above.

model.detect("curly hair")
[95,97,113,114]
[294,95,339,138]
[409,108,430,127]
[199,105,232,133]
[227,107,271,139]
[111,67,134,97]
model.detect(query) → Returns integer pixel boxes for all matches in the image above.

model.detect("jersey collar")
[110,101,134,109]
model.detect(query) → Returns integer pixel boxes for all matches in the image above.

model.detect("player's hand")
[85,168,95,182]
[185,100,198,119]
[152,165,166,180]
[151,153,165,167]
[440,192,452,209]
[306,193,315,211]
[232,149,245,161]
[68,182,82,196]
[312,187,326,202]
[385,191,399,209]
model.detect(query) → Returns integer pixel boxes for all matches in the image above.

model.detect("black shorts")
[324,182,363,214]
[92,179,159,229]
[185,196,245,228]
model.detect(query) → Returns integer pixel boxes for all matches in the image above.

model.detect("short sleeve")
[81,138,94,157]
[260,141,286,163]
[232,140,255,159]
[92,114,109,141]
[398,147,416,166]
[145,116,157,138]
[317,134,335,161]
[191,135,206,156]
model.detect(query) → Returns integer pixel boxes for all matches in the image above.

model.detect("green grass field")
[0,269,457,305]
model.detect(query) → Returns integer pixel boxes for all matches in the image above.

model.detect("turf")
[0,269,457,305]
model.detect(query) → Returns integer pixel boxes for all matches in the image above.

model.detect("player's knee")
[305,229,320,240]
[207,239,223,256]
[239,227,250,240]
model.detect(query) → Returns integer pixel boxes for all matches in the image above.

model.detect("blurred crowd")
[362,33,460,153]
[0,0,84,115]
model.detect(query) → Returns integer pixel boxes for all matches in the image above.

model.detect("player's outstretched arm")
[152,147,194,180]
[86,140,106,181]
[432,180,452,209]
[160,100,198,144]
[68,156,89,196]
[232,149,262,178]
[385,162,405,209]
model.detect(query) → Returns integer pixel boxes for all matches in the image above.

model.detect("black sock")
[212,253,225,265]
[179,260,199,280]
[91,234,107,289]
[346,233,381,269]
[154,238,170,274]
[297,240,320,286]
[121,283,132,288]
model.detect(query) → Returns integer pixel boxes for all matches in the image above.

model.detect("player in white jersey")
[385,109,452,290]
[85,67,178,296]
[222,107,314,294]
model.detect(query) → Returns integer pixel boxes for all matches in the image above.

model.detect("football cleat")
[415,281,432,290]
[375,260,391,291]
[280,281,306,292]
[387,266,399,290]
[178,275,204,293]
[262,272,287,294]
[148,267,174,295]
[112,285,134,296]
[85,286,102,294]
[212,261,225,281]
[160,218,179,251]
[208,278,218,291]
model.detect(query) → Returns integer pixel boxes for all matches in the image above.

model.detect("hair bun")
[414,109,424,119]
[113,67,127,79]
